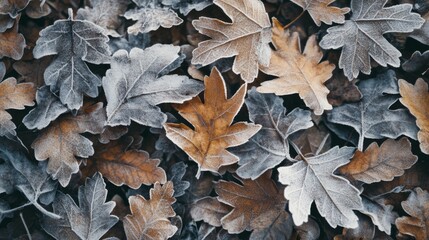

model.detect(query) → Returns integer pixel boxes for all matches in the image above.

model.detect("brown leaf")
[0,0,30,18]
[82,136,167,189]
[396,188,429,239]
[13,57,51,87]
[123,181,178,240]
[291,0,350,26]
[257,18,335,115]
[0,17,25,60]
[399,78,429,154]
[326,69,362,106]
[190,196,231,227]
[339,138,418,184]
[32,102,106,187]
[290,125,331,157]
[164,67,261,177]
[334,214,375,240]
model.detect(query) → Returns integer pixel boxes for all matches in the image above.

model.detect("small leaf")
[402,50,429,76]
[190,197,231,227]
[410,12,429,45]
[13,57,52,87]
[0,17,25,60]
[326,69,362,106]
[396,188,429,239]
[360,196,398,234]
[291,0,350,26]
[0,0,30,18]
[167,161,190,198]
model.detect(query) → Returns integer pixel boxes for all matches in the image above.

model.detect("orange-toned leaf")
[164,67,261,177]
[123,182,177,240]
[291,0,350,26]
[0,17,25,60]
[399,78,429,154]
[396,188,429,239]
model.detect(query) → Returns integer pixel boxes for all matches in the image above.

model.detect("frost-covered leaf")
[231,88,313,179]
[278,146,363,228]
[402,50,429,76]
[410,12,429,45]
[191,0,272,83]
[42,173,119,240]
[0,17,25,60]
[168,162,190,197]
[104,45,203,128]
[190,197,231,227]
[326,70,418,151]
[0,0,30,18]
[360,196,398,234]
[0,62,5,80]
[320,0,425,80]
[291,0,350,26]
[13,57,52,87]
[162,0,212,15]
[33,10,111,110]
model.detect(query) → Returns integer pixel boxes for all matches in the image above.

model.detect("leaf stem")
[357,136,364,152]
[32,201,61,219]
[283,11,306,29]
[20,213,32,240]
[0,202,32,214]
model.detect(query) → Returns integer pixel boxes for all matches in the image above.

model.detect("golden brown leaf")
[399,78,429,154]
[291,0,350,26]
[82,136,167,189]
[0,17,25,60]
[339,138,418,184]
[257,18,335,115]
[396,188,429,239]
[164,67,261,177]
[123,182,177,240]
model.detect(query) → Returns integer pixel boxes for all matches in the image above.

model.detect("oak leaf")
[399,78,429,154]
[82,136,167,189]
[123,181,178,240]
[231,88,313,179]
[395,188,429,239]
[31,102,106,187]
[290,0,350,26]
[402,50,429,76]
[0,17,25,60]
[42,173,119,240]
[258,18,335,115]
[339,138,418,184]
[278,146,363,228]
[33,9,111,110]
[164,67,261,177]
[0,14,14,33]
[191,0,272,83]
[162,0,212,15]
[319,0,425,80]
[215,171,293,239]
[0,0,30,18]
[104,45,203,128]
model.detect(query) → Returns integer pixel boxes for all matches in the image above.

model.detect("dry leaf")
[164,67,261,177]
[191,0,272,83]
[290,0,350,26]
[290,125,331,157]
[399,78,429,154]
[25,0,51,19]
[13,57,52,88]
[190,197,231,227]
[410,12,429,45]
[162,0,212,15]
[123,181,178,240]
[402,50,429,76]
[0,17,25,60]
[326,69,362,106]
[0,0,30,18]
[360,196,398,234]
[258,18,335,115]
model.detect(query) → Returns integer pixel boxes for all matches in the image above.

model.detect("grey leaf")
[33,10,111,110]
[231,88,313,179]
[319,0,425,80]
[42,173,118,240]
[162,0,212,15]
[103,45,204,128]
[23,86,69,130]
[0,200,11,223]
[327,70,418,151]
[278,146,363,228]
[410,12,429,45]
[360,196,398,234]
[402,50,429,76]
[0,61,5,80]
[168,162,190,197]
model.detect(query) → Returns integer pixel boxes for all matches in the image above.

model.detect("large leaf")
[319,0,425,80]
[231,88,313,179]
[103,45,204,128]
[164,68,261,177]
[278,146,363,228]
[42,173,119,240]
[33,10,111,110]
[326,70,418,151]
[191,0,271,83]
[290,0,350,26]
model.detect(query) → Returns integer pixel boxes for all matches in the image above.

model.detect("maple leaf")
[104,45,203,128]
[31,102,106,187]
[0,77,35,139]
[399,78,429,155]
[290,0,350,26]
[42,173,119,240]
[162,0,212,15]
[33,9,111,110]
[164,67,261,177]
[319,0,425,80]
[216,171,293,239]
[124,0,183,34]
[190,196,231,227]
[77,0,129,37]
[82,136,167,189]
[191,0,272,83]
[258,18,335,115]
[326,70,418,151]
[123,181,178,240]
[0,0,30,18]
[278,146,363,228]
[0,17,25,60]
[231,88,313,179]
[402,50,429,76]
[395,188,429,239]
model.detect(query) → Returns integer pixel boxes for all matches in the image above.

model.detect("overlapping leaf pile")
[0,0,428,239]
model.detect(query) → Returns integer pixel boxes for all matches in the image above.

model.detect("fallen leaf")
[13,57,52,87]
[98,126,128,144]
[360,196,398,234]
[278,146,363,228]
[42,173,119,240]
[231,88,313,179]
[0,14,14,32]
[123,181,178,240]
[399,78,429,154]
[290,0,350,26]
[162,0,212,15]
[0,0,30,18]
[402,50,429,76]
[334,214,375,240]
[31,102,106,187]
[167,162,190,198]
[258,18,335,115]
[191,0,272,83]
[290,124,331,157]
[293,218,320,240]
[104,45,204,128]
[33,9,111,110]
[0,17,25,60]
[410,12,429,45]
[25,0,51,19]
[190,197,231,227]
[326,69,362,106]
[164,67,261,177]
[395,187,429,239]
[319,0,425,80]
[0,61,5,80]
